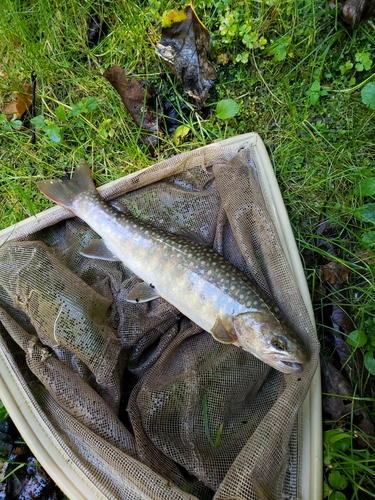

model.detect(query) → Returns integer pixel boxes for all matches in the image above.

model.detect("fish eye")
[271,336,287,351]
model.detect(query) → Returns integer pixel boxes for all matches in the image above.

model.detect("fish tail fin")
[37,161,96,210]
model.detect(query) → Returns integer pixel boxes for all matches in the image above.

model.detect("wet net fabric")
[0,142,319,500]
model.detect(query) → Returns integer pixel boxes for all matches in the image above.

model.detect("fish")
[37,162,310,373]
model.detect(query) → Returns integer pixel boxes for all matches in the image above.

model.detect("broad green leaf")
[242,31,258,49]
[85,97,98,111]
[355,178,375,197]
[69,102,84,117]
[173,125,190,145]
[216,99,240,120]
[324,451,332,466]
[355,52,372,71]
[268,36,291,62]
[328,470,348,490]
[363,231,375,245]
[309,94,319,105]
[339,61,353,75]
[346,330,367,348]
[45,123,62,143]
[364,60,372,70]
[236,52,249,64]
[323,482,331,498]
[55,104,67,122]
[311,80,320,91]
[324,429,351,452]
[361,82,375,110]
[329,492,346,500]
[354,203,375,223]
[30,115,46,129]
[307,80,321,105]
[364,349,375,375]
[361,203,375,223]
[9,119,23,130]
[98,118,114,139]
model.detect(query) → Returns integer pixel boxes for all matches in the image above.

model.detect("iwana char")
[38,162,309,373]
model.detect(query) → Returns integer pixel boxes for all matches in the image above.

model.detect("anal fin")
[80,239,121,261]
[126,282,160,303]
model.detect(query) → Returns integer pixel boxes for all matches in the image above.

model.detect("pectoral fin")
[110,200,128,213]
[126,282,160,303]
[211,316,237,344]
[80,239,121,261]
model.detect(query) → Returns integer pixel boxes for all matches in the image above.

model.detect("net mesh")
[0,141,319,499]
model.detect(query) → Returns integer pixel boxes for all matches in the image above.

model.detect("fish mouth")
[280,360,302,372]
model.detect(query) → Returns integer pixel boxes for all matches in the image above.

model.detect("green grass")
[0,0,375,498]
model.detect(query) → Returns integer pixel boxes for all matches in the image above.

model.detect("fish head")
[233,311,310,374]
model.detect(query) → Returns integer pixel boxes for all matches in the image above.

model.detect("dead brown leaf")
[319,260,354,333]
[87,12,107,47]
[2,83,32,120]
[321,359,375,447]
[320,261,349,284]
[103,66,160,149]
[340,0,375,28]
[156,5,217,108]
[332,333,353,365]
[331,332,360,384]
[331,303,355,334]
